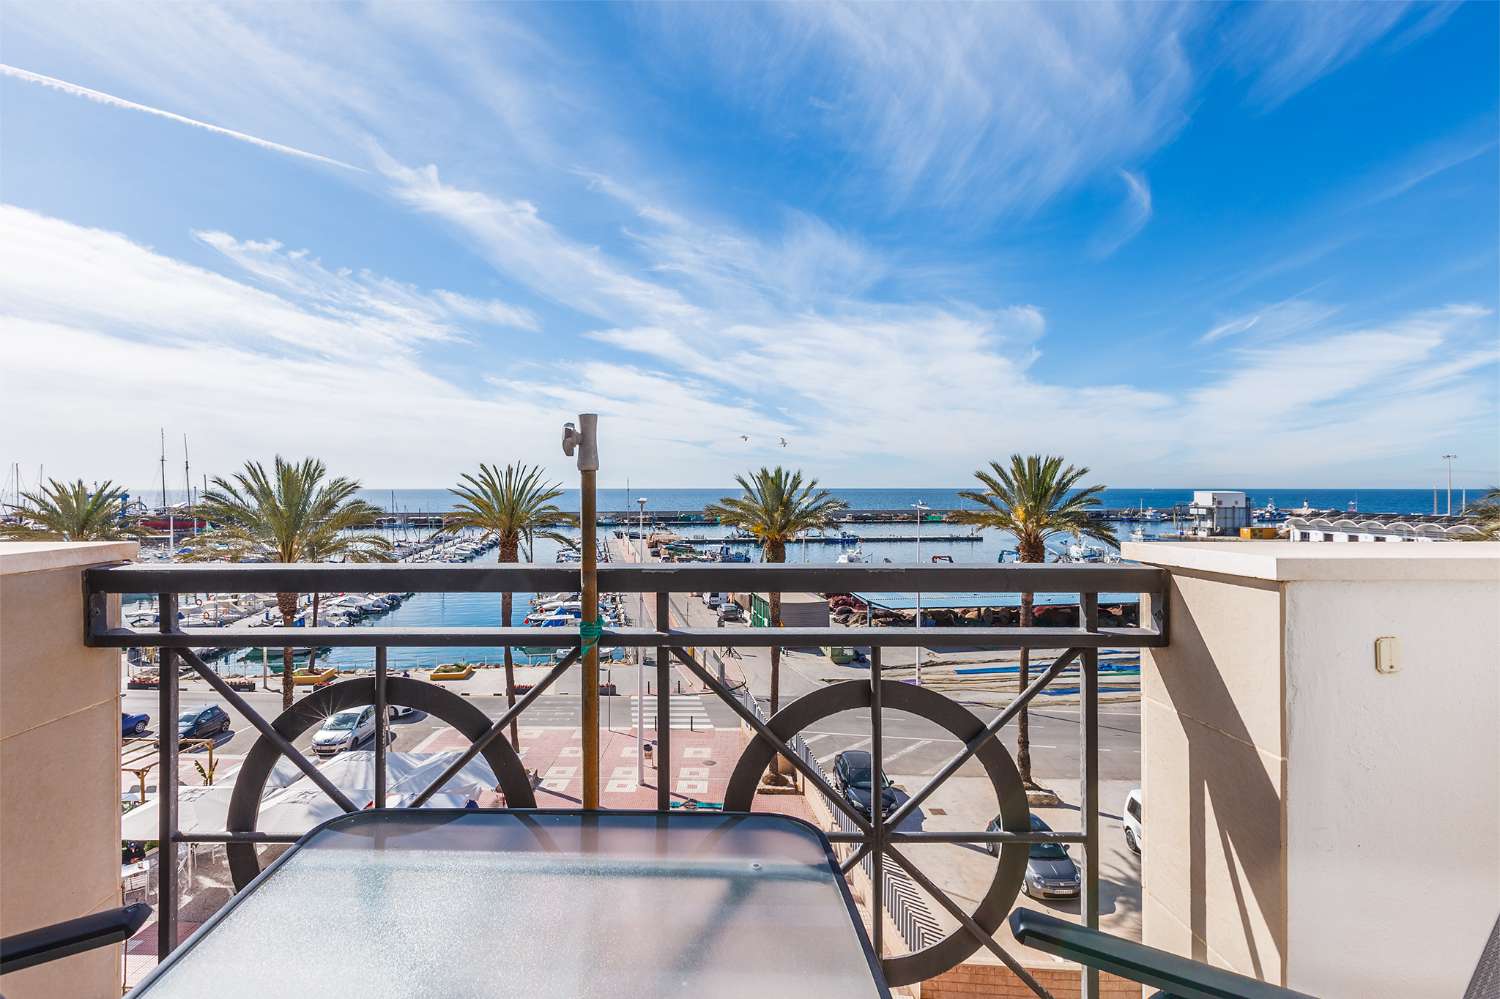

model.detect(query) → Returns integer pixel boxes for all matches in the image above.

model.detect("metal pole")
[869,647,884,959]
[1080,591,1100,999]
[374,647,388,809]
[637,498,647,786]
[156,593,179,960]
[565,414,602,810]
[1443,454,1456,516]
[913,502,926,686]
[656,592,671,812]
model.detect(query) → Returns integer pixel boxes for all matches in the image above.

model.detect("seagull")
[777,436,789,448]
[739,435,751,443]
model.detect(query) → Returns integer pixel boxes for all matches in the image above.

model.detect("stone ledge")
[1122,540,1500,583]
[0,541,138,576]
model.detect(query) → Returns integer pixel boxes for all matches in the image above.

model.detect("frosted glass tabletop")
[131,810,888,999]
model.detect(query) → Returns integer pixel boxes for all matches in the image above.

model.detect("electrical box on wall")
[1374,636,1400,674]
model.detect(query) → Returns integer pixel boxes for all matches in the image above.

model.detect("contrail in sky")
[1,64,364,172]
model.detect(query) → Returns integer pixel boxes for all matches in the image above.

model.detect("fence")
[727,663,943,953]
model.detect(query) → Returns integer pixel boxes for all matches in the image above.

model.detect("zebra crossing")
[629,694,714,731]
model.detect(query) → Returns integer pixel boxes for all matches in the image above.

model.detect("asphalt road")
[120,683,1140,783]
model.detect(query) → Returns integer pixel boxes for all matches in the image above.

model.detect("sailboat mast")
[159,428,168,510]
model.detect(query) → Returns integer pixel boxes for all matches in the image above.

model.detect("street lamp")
[636,496,647,786]
[913,502,928,687]
[1442,455,1457,516]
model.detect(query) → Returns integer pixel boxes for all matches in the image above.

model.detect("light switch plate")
[1374,636,1399,674]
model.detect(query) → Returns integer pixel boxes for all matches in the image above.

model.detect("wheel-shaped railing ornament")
[224,676,536,889]
[722,679,1031,987]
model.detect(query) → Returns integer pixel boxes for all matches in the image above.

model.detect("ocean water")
[139,484,1468,671]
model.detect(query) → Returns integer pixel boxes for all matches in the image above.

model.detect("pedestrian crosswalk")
[630,695,714,731]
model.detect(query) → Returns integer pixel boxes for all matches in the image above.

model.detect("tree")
[445,463,575,749]
[1,478,135,541]
[955,455,1114,788]
[185,458,390,710]
[1464,487,1500,540]
[706,467,846,781]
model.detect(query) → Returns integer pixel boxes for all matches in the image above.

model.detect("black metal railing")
[87,561,1169,998]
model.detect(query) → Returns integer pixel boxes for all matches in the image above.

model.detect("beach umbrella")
[254,785,379,836]
[389,750,499,801]
[121,784,236,840]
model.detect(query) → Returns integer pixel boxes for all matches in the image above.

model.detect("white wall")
[1123,541,1500,998]
[1284,574,1500,997]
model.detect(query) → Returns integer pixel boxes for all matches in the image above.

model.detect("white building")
[1189,490,1249,536]
[1286,514,1483,543]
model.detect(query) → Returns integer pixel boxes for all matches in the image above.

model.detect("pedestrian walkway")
[630,694,714,731]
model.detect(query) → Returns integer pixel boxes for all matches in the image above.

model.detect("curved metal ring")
[723,680,1030,987]
[226,676,535,889]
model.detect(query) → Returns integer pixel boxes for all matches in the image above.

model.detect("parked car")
[717,603,745,623]
[177,704,230,741]
[832,750,899,820]
[388,704,415,720]
[121,710,150,736]
[1124,788,1142,854]
[702,592,726,610]
[312,706,386,757]
[986,813,1081,900]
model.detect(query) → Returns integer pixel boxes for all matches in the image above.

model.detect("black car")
[832,750,899,819]
[987,813,1081,899]
[178,704,231,741]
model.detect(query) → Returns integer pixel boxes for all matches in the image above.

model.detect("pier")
[355,507,1189,528]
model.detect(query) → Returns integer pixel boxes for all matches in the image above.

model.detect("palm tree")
[1,478,135,541]
[445,463,575,749]
[955,455,1114,788]
[1464,487,1500,540]
[706,467,846,781]
[184,458,390,710]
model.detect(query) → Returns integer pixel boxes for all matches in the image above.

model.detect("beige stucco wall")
[1124,541,1500,998]
[1,541,136,999]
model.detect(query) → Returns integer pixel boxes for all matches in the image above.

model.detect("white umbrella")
[254,785,379,836]
[389,750,498,801]
[121,784,236,840]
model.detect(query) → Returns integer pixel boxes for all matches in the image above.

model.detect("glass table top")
[131,810,888,999]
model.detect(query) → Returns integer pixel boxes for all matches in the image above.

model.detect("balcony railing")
[86,560,1182,997]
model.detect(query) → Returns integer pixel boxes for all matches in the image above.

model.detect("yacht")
[836,547,867,564]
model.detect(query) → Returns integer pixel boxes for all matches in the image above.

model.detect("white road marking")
[880,739,933,764]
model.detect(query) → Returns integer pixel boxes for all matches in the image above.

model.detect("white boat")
[836,548,867,564]
[1129,528,1146,543]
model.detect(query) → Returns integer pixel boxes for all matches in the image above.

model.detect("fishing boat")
[836,547,867,564]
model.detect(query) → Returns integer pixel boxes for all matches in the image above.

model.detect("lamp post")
[562,415,600,809]
[1442,454,1457,516]
[913,502,928,686]
[636,496,647,785]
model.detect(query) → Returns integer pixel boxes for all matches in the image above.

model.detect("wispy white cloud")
[377,152,699,325]
[646,3,1198,220]
[1091,170,1154,258]
[1229,3,1448,109]
[0,63,362,171]
[194,230,537,334]
[1198,297,1342,344]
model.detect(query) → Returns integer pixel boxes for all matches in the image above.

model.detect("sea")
[136,486,1465,672]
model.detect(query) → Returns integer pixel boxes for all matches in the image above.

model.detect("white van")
[1123,788,1143,854]
[702,592,726,610]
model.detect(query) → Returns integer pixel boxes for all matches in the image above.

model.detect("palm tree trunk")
[500,537,520,750]
[277,591,298,712]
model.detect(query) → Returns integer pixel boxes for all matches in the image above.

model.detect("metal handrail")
[95,560,1163,997]
[1009,909,1317,998]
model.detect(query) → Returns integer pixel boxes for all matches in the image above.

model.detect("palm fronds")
[705,467,846,564]
[0,478,135,541]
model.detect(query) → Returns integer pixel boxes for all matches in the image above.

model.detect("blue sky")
[2,2,1496,489]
